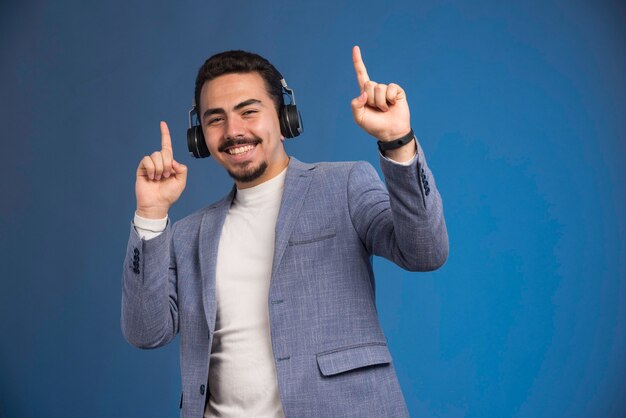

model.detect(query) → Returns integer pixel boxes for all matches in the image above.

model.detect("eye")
[207,116,223,126]
[242,109,258,117]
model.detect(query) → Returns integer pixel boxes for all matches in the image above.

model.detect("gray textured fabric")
[122,152,448,417]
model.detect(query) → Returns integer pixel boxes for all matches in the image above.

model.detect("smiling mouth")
[218,138,262,156]
[226,144,255,155]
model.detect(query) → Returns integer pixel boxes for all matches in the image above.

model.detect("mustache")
[218,137,262,153]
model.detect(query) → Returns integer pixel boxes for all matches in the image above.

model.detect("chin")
[227,161,268,184]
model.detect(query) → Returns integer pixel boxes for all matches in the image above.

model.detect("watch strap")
[377,129,415,152]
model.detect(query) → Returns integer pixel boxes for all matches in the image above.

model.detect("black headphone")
[186,77,303,158]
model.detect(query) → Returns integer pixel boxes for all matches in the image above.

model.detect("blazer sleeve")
[347,142,449,271]
[121,222,179,348]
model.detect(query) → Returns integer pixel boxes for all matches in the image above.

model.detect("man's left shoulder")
[290,157,373,177]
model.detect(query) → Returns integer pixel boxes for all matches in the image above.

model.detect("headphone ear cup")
[187,125,210,158]
[280,104,303,139]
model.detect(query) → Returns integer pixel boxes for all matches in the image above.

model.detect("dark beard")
[227,160,268,184]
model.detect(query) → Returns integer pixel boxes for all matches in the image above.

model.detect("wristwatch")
[377,129,415,153]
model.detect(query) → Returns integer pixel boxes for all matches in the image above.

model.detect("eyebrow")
[202,99,263,122]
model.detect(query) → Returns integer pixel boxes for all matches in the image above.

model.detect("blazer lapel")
[272,157,315,278]
[199,186,235,328]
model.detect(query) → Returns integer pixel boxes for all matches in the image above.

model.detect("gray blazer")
[122,151,448,417]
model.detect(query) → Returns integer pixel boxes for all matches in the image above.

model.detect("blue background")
[1,0,625,417]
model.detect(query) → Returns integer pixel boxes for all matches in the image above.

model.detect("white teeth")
[227,145,254,155]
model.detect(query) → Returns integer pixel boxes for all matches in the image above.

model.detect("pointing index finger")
[352,45,370,89]
[160,121,173,152]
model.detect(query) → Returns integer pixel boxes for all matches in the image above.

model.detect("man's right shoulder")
[171,188,234,234]
[173,208,205,230]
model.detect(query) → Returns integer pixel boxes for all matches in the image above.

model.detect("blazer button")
[133,248,139,255]
[200,384,205,395]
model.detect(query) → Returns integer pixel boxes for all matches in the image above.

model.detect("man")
[122,46,448,417]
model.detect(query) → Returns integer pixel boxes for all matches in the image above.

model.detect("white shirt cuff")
[133,212,168,240]
[379,149,418,166]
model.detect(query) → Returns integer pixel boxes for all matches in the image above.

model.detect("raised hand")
[350,46,412,143]
[135,121,188,219]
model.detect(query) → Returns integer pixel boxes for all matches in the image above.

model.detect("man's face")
[199,72,288,188]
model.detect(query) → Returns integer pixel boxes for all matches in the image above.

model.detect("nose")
[225,115,246,139]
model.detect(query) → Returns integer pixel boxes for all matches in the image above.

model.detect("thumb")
[172,160,188,179]
[351,91,367,123]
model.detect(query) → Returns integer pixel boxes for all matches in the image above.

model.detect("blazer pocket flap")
[316,343,391,376]
[289,227,336,246]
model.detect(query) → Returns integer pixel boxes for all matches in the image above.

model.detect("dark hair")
[194,50,283,116]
